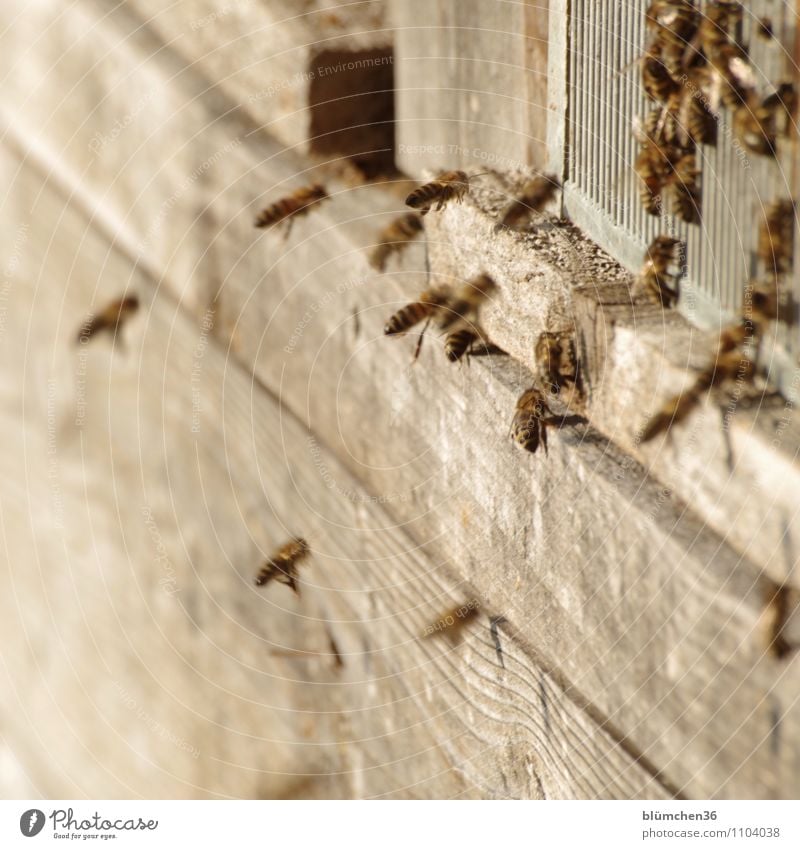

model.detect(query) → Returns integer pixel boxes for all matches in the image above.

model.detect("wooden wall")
[0,0,798,799]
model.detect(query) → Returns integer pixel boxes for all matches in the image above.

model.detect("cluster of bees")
[635,0,795,222]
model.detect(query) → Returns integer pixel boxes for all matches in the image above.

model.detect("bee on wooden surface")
[438,273,497,331]
[511,387,555,455]
[758,200,796,276]
[497,174,561,230]
[405,170,472,216]
[422,600,481,644]
[254,183,329,233]
[255,537,310,595]
[668,150,701,223]
[763,583,799,660]
[636,235,683,308]
[635,138,678,215]
[76,295,139,344]
[535,331,580,396]
[733,94,778,157]
[368,212,424,271]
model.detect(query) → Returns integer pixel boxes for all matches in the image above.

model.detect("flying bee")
[405,170,472,215]
[438,273,497,331]
[763,583,800,660]
[497,174,561,230]
[635,138,678,215]
[384,286,451,360]
[668,150,701,223]
[637,235,683,308]
[368,212,424,271]
[255,537,310,595]
[511,387,555,455]
[758,200,796,276]
[384,287,450,336]
[422,601,481,644]
[76,295,139,344]
[254,183,329,233]
[535,331,580,396]
[640,318,755,442]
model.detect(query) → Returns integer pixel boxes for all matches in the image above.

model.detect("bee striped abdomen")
[405,170,469,215]
[254,184,329,229]
[255,537,310,595]
[444,328,478,362]
[384,302,433,336]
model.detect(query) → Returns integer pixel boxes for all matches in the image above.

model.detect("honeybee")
[763,82,798,138]
[645,1,699,80]
[254,183,329,232]
[422,601,481,644]
[535,331,580,395]
[642,42,681,103]
[498,174,561,230]
[384,287,450,336]
[511,387,554,455]
[733,94,778,157]
[444,327,479,363]
[668,150,701,223]
[368,212,424,271]
[76,295,139,344]
[384,286,451,359]
[637,235,683,308]
[640,318,756,442]
[678,71,718,146]
[438,273,497,330]
[405,170,471,215]
[758,200,796,276]
[255,537,310,595]
[635,138,678,215]
[744,280,794,328]
[763,583,799,660]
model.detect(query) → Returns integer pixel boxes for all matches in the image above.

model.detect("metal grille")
[564,0,798,389]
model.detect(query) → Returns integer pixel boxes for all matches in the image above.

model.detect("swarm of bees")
[255,537,311,595]
[384,273,498,362]
[633,1,797,224]
[636,235,684,308]
[254,183,330,234]
[75,295,139,344]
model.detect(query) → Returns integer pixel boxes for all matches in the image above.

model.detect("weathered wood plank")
[5,0,800,799]
[0,147,669,799]
[392,0,548,175]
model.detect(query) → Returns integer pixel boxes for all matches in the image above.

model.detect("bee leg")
[719,405,735,472]
[284,217,294,240]
[541,423,548,455]
[489,616,506,668]
[412,317,431,363]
